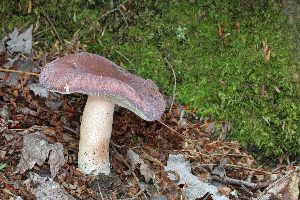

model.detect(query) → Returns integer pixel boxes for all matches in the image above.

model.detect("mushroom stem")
[78,95,115,175]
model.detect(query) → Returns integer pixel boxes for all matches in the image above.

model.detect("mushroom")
[39,52,165,175]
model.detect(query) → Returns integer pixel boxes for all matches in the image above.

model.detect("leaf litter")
[15,131,66,179]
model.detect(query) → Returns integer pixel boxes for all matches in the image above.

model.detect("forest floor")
[1,0,300,199]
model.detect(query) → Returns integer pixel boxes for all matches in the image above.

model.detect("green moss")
[107,0,300,156]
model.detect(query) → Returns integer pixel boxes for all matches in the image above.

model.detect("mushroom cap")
[39,52,165,121]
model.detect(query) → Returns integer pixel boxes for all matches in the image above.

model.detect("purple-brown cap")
[39,52,165,121]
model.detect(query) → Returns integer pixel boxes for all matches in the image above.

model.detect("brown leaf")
[218,22,223,38]
[50,29,55,36]
[218,187,231,196]
[121,4,127,11]
[262,84,265,97]
[274,86,281,93]
[126,2,132,12]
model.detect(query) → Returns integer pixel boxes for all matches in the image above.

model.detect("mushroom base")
[78,95,115,175]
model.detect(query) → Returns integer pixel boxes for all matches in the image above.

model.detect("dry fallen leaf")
[254,174,264,182]
[274,86,281,93]
[259,172,299,200]
[15,131,66,178]
[48,142,67,179]
[127,150,154,182]
[23,172,76,200]
[218,187,231,196]
[262,84,265,97]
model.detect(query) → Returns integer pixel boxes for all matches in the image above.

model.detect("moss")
[2,0,300,156]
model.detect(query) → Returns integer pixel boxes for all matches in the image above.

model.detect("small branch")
[152,174,161,200]
[0,69,39,76]
[164,58,176,113]
[131,188,146,200]
[196,163,271,175]
[115,49,141,76]
[212,175,271,190]
[33,28,53,37]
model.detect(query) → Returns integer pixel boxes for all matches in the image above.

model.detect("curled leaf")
[218,22,223,38]
[274,86,281,93]
[126,2,132,12]
[121,4,127,11]
[262,84,265,97]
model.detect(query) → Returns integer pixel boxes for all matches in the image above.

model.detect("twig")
[111,142,125,148]
[33,28,53,37]
[212,175,270,190]
[210,153,251,158]
[0,69,39,76]
[37,2,63,47]
[111,142,147,199]
[2,188,17,198]
[97,182,105,200]
[164,58,176,113]
[227,164,271,175]
[117,8,128,27]
[115,49,141,76]
[131,187,146,200]
[196,163,271,175]
[153,173,161,200]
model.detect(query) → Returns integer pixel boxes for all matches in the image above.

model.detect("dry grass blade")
[0,69,39,76]
[164,58,177,113]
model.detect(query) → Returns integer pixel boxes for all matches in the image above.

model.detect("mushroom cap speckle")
[39,52,165,121]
